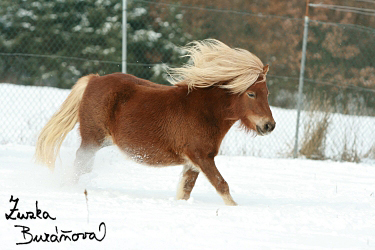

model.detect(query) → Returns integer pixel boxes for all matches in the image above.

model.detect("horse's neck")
[185,87,238,131]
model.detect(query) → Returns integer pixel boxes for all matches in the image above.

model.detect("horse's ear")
[263,64,269,75]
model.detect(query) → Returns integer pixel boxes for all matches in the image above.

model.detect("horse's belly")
[122,147,185,166]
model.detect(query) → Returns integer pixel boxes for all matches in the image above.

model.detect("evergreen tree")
[0,0,190,88]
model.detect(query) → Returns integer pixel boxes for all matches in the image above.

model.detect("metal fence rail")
[1,0,374,161]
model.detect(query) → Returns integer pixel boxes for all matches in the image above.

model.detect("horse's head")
[166,39,276,136]
[235,65,276,136]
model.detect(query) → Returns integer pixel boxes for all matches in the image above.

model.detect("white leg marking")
[221,193,238,206]
[176,165,191,200]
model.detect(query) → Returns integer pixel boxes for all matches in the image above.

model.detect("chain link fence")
[1,0,374,161]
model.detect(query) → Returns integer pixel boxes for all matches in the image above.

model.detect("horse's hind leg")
[176,165,200,200]
[74,144,100,178]
[73,127,107,181]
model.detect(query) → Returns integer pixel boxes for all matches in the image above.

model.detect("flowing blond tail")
[35,74,97,170]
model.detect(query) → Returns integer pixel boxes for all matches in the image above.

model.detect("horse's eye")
[247,92,256,98]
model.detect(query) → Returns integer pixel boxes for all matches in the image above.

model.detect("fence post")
[293,15,309,158]
[122,0,127,73]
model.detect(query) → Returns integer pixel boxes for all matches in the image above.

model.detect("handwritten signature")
[5,195,56,220]
[14,223,106,245]
[5,195,106,245]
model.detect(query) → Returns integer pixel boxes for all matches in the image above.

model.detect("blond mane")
[167,39,266,94]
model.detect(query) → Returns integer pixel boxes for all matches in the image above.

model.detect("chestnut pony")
[35,39,275,206]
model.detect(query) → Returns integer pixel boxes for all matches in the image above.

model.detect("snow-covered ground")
[1,144,375,249]
[1,83,375,249]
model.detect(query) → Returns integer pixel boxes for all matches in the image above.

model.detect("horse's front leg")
[176,165,200,200]
[187,155,237,206]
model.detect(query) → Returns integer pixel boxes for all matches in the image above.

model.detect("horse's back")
[78,73,186,164]
[94,73,171,89]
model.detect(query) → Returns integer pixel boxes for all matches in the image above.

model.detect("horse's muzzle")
[256,121,276,136]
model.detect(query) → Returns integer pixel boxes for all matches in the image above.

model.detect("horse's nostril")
[264,122,275,132]
[264,123,270,131]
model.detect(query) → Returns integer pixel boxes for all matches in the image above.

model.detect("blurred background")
[1,0,374,162]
